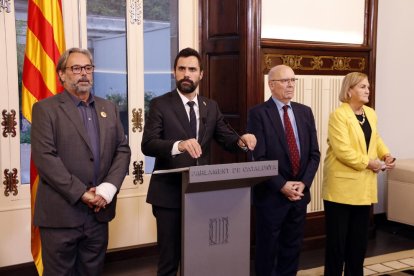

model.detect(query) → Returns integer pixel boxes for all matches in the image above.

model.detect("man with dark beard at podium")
[142,47,256,276]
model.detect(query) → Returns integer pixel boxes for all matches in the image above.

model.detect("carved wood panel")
[209,54,240,114]
[200,0,247,164]
[207,0,239,37]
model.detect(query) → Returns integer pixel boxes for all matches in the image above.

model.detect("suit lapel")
[364,107,376,155]
[59,92,94,153]
[264,98,290,156]
[198,96,208,144]
[291,103,307,166]
[94,98,106,159]
[171,90,193,139]
[343,103,367,153]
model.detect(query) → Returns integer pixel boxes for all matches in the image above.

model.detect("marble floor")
[3,217,414,276]
[101,218,414,276]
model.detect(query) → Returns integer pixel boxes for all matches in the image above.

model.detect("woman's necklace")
[356,109,366,125]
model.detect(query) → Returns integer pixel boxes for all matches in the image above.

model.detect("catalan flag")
[21,0,65,274]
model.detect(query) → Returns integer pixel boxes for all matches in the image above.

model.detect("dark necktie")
[187,101,197,138]
[283,105,300,176]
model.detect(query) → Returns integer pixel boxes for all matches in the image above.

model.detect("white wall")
[376,0,414,158]
[261,0,365,44]
[374,0,414,213]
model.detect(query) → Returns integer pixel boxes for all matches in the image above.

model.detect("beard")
[70,77,93,94]
[176,78,198,94]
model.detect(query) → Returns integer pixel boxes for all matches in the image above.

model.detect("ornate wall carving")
[264,54,366,72]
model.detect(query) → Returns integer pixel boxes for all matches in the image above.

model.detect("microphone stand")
[224,120,255,161]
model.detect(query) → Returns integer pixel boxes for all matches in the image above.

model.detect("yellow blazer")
[322,103,389,205]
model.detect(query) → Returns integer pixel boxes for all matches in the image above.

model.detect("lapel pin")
[100,111,107,118]
[203,101,206,106]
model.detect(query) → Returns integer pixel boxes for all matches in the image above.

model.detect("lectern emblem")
[209,217,229,246]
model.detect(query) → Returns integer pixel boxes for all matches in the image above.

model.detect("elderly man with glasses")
[247,64,320,276]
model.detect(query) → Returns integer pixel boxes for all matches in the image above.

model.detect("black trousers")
[255,202,307,276]
[153,205,181,276]
[323,200,371,276]
[40,212,108,276]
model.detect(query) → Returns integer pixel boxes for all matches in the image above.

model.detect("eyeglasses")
[270,78,298,84]
[65,65,95,74]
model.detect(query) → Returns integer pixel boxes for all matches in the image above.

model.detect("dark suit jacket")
[142,90,240,208]
[247,98,320,208]
[31,91,131,227]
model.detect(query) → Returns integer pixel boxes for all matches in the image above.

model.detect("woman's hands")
[367,159,382,173]
[368,155,396,173]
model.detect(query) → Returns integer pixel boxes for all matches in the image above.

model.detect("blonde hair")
[339,72,368,103]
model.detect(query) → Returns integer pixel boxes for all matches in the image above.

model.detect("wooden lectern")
[179,160,278,276]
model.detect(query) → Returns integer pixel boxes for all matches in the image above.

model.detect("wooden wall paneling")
[207,0,239,37]
[208,54,240,114]
[200,0,247,164]
[301,211,326,250]
[208,53,243,164]
[260,46,373,107]
[367,0,378,107]
[245,0,262,108]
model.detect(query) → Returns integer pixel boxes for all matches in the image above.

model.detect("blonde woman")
[322,72,395,276]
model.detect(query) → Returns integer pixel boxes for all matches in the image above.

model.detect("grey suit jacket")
[31,91,131,227]
[142,90,240,208]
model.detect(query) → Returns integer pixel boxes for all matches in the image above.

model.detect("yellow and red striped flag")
[21,0,65,274]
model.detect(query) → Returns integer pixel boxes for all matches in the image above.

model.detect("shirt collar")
[66,91,95,107]
[271,96,291,110]
[177,89,199,107]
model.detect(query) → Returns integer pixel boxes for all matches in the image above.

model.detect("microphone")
[223,119,251,154]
